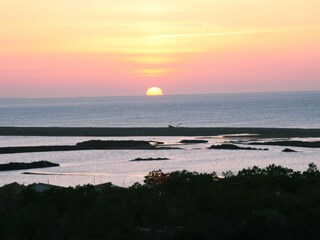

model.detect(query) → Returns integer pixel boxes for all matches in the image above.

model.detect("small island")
[180,139,209,144]
[0,140,168,154]
[131,157,170,162]
[75,140,155,149]
[249,140,320,148]
[282,148,298,152]
[209,144,269,151]
[0,161,59,171]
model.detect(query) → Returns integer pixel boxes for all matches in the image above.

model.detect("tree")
[144,170,169,188]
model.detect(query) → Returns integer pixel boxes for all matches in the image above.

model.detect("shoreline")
[1,127,320,138]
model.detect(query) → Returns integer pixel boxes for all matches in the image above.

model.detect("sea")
[0,91,319,187]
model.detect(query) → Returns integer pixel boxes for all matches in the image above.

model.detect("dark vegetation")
[75,140,155,149]
[1,164,320,239]
[209,144,268,151]
[1,127,320,138]
[180,139,209,144]
[0,161,59,171]
[282,148,298,152]
[131,157,170,162]
[0,140,158,154]
[150,141,165,145]
[0,145,76,154]
[249,140,320,148]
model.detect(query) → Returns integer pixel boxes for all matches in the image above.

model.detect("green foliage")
[304,162,320,176]
[1,164,320,239]
[144,169,169,187]
[222,170,234,178]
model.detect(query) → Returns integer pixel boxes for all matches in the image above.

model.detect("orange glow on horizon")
[135,68,173,77]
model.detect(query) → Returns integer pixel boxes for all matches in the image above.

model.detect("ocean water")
[0,91,320,187]
[0,91,319,128]
[0,136,320,187]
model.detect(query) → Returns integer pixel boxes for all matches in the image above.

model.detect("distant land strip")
[1,127,320,138]
[0,140,166,154]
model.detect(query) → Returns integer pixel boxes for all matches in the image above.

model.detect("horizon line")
[0,89,319,100]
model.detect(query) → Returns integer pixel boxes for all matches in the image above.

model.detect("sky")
[0,0,320,97]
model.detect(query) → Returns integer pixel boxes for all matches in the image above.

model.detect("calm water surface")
[0,91,319,187]
[0,136,319,187]
[0,91,319,128]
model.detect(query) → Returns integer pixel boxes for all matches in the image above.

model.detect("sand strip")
[0,127,320,138]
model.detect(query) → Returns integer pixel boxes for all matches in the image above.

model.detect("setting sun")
[146,87,163,96]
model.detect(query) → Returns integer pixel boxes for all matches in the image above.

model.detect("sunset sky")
[0,0,320,97]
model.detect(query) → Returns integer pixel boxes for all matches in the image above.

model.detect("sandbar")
[1,127,320,138]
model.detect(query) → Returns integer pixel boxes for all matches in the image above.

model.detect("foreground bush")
[1,163,320,239]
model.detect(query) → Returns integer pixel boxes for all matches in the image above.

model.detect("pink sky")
[0,0,320,97]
